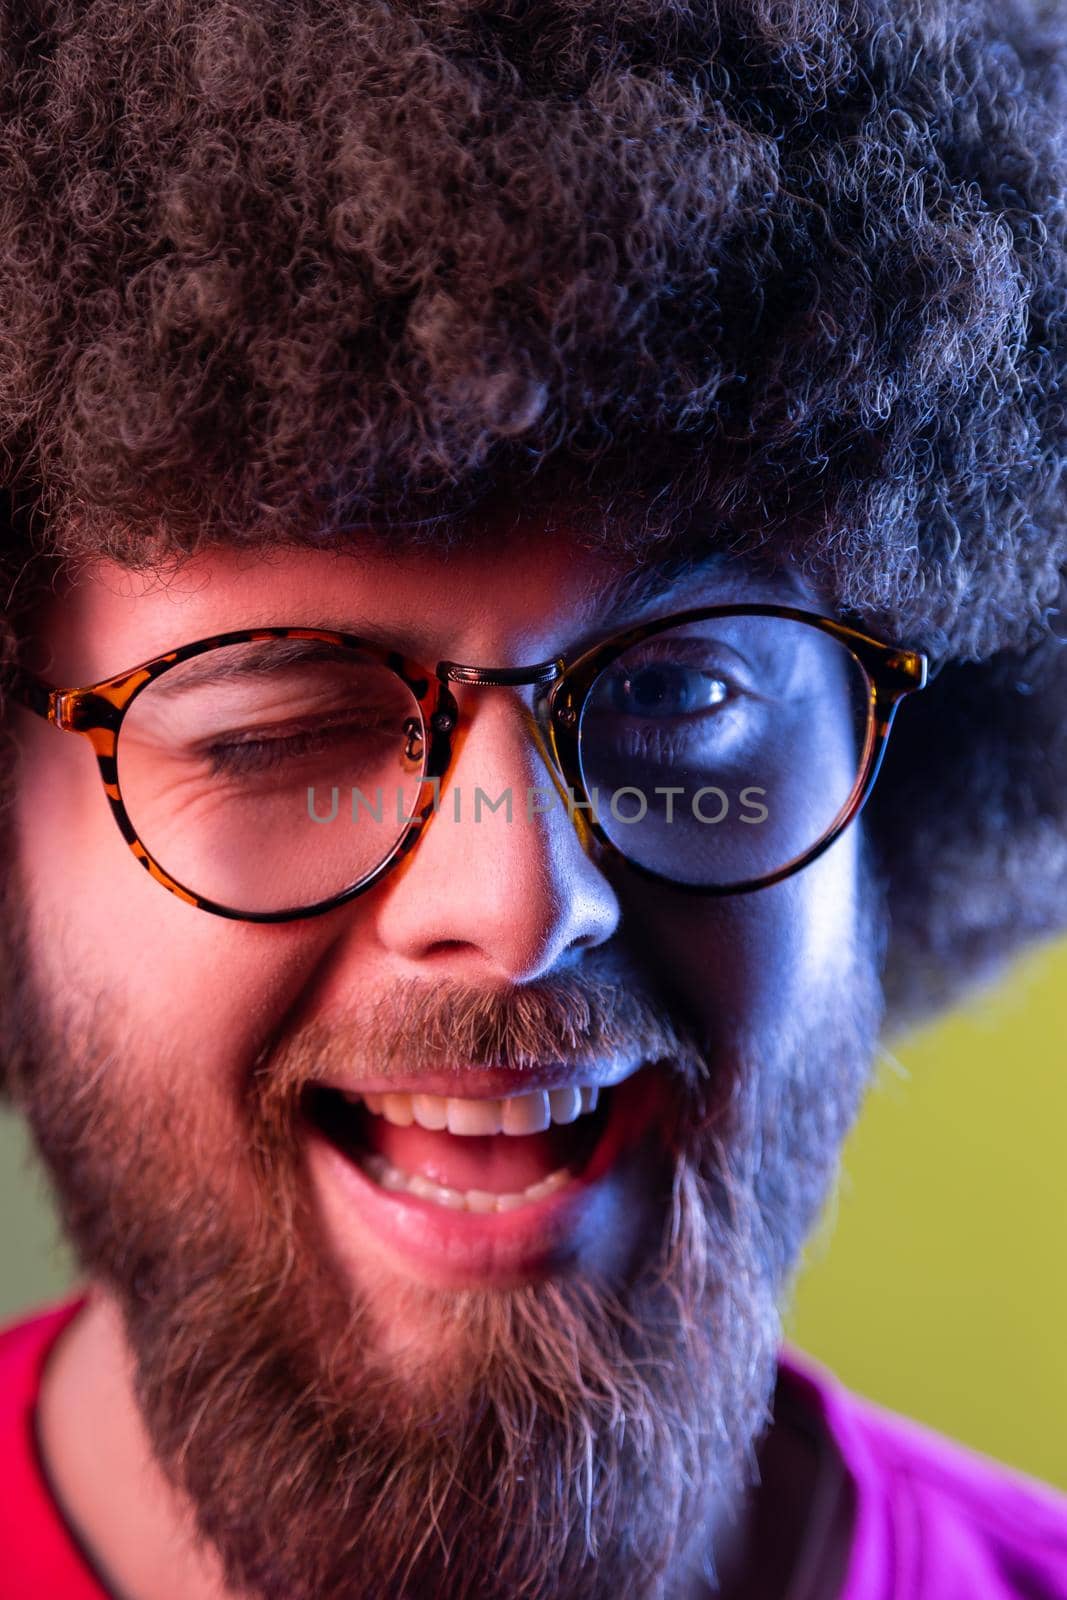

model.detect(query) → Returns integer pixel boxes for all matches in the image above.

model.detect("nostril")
[423,938,480,959]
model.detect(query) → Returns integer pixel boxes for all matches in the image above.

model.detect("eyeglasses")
[7,605,927,922]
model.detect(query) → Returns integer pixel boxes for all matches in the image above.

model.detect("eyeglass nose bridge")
[428,656,571,778]
[431,657,565,735]
[436,657,565,689]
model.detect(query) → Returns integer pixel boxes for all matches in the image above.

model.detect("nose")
[371,690,620,982]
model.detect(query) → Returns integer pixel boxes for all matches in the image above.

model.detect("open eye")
[588,636,748,726]
[592,657,734,720]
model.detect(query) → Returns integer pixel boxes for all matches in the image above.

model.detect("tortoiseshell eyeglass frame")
[5,604,928,923]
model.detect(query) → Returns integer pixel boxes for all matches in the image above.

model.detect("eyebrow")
[137,545,813,696]
[573,545,810,631]
[144,637,354,699]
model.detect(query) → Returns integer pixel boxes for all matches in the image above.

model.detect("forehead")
[28,521,817,684]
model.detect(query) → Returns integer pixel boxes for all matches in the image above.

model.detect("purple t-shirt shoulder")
[781,1344,1067,1599]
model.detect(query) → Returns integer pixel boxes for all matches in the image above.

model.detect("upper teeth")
[353,1084,600,1136]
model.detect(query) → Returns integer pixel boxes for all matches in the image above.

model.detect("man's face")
[6,528,884,1599]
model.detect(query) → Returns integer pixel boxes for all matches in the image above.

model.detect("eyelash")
[202,716,394,777]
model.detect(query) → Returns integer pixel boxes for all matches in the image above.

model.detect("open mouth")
[303,1065,673,1287]
[305,1079,616,1215]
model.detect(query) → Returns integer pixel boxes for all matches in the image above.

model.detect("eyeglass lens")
[117,639,428,914]
[578,616,873,888]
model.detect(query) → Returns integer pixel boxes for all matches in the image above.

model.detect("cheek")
[10,716,323,1106]
[615,829,862,1037]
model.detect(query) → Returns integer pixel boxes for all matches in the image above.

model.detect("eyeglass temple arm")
[3,665,118,734]
[2,664,58,722]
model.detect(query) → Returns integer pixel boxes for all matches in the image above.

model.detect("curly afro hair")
[0,0,1065,1036]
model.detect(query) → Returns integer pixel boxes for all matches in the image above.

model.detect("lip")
[313,1059,648,1102]
[304,1063,671,1288]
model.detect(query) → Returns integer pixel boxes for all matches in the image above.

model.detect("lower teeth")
[360,1151,572,1212]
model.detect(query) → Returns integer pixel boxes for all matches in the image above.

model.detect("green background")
[2,938,1065,1491]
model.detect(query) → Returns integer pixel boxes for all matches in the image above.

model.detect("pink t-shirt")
[2,1296,1066,1598]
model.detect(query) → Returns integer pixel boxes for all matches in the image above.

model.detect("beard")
[1,863,886,1600]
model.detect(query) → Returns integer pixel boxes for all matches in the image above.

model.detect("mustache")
[255,972,708,1107]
